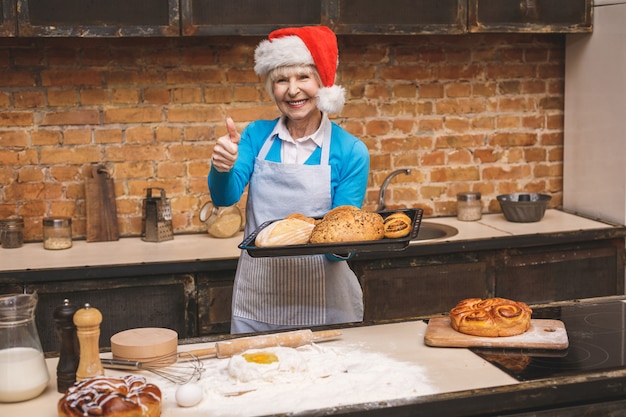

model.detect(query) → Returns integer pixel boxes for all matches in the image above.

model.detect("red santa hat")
[254,26,345,114]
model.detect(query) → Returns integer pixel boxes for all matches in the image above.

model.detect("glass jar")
[0,217,24,249]
[0,293,50,402]
[457,192,482,221]
[43,217,72,250]
[199,202,243,238]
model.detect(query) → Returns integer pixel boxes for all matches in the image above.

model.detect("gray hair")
[264,65,323,100]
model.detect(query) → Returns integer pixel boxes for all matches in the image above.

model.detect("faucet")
[376,169,411,211]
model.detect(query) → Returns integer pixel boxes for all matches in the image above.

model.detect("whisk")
[101,351,207,384]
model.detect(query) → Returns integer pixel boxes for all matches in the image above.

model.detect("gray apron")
[231,130,363,332]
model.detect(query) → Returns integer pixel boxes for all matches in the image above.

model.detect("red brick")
[0,111,34,127]
[13,91,45,108]
[167,106,222,123]
[48,89,79,107]
[104,107,162,124]
[0,130,28,147]
[105,145,168,162]
[41,70,103,87]
[41,110,99,126]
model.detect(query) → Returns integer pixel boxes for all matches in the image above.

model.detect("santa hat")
[254,26,346,114]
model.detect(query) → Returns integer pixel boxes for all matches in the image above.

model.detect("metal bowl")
[496,193,552,223]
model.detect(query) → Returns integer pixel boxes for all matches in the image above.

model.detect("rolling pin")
[179,329,342,360]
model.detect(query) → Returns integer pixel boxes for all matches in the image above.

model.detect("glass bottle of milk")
[0,293,50,402]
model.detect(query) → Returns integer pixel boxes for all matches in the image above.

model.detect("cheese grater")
[141,188,174,242]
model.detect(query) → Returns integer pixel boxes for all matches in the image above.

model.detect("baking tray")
[239,208,423,258]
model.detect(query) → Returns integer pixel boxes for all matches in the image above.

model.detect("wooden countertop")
[5,311,626,417]
[2,320,519,417]
[0,209,622,279]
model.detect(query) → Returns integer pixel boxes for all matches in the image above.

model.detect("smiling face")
[268,65,322,122]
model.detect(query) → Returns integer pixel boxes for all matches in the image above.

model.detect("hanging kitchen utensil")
[141,188,174,242]
[85,165,119,242]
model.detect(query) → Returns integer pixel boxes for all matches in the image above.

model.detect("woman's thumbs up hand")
[212,117,240,172]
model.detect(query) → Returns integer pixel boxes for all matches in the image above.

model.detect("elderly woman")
[208,26,370,334]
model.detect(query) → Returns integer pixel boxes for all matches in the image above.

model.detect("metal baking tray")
[239,208,423,258]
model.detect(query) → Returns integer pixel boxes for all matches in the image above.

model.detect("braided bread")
[58,375,161,417]
[449,297,532,337]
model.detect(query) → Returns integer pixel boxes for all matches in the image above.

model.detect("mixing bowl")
[496,193,552,223]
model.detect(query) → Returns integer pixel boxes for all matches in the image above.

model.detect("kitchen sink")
[414,221,458,241]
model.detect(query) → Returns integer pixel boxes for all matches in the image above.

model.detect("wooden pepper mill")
[54,299,80,392]
[74,303,104,381]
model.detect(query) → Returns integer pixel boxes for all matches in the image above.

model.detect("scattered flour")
[157,343,437,417]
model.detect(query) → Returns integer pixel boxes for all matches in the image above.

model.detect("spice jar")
[43,217,72,250]
[457,192,482,221]
[0,217,24,249]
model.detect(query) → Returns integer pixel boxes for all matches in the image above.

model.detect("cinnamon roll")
[449,297,532,337]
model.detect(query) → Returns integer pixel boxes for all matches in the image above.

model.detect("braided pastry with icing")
[449,297,532,337]
[58,375,161,417]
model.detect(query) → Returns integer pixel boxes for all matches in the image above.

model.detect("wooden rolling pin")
[179,329,342,360]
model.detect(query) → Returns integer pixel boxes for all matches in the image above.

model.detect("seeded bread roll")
[309,207,384,243]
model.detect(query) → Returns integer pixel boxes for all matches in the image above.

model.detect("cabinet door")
[469,0,592,33]
[16,0,179,36]
[331,0,466,34]
[352,253,492,321]
[0,0,16,36]
[181,0,323,36]
[196,270,234,335]
[26,274,195,353]
[495,241,624,304]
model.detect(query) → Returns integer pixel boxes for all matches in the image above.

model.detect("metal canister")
[457,192,482,221]
[0,217,24,249]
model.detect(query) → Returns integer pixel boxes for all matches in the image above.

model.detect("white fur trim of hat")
[254,26,346,114]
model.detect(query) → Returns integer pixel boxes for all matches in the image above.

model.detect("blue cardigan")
[208,119,370,212]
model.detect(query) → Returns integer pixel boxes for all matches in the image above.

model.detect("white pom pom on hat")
[254,26,346,114]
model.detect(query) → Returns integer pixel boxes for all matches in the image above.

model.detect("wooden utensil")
[85,164,119,242]
[180,328,342,359]
[424,317,569,350]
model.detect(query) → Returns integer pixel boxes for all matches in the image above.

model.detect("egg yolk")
[242,352,279,364]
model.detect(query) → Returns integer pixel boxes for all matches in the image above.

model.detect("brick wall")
[0,34,565,241]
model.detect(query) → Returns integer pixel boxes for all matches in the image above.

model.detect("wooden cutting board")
[85,165,119,242]
[424,317,569,350]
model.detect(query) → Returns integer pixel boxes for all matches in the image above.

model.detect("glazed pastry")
[309,207,384,243]
[58,375,161,417]
[254,218,315,247]
[449,297,532,337]
[383,212,412,238]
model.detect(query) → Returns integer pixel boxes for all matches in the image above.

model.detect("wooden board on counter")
[424,317,569,350]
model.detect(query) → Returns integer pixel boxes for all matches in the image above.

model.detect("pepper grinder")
[54,299,80,392]
[73,303,104,381]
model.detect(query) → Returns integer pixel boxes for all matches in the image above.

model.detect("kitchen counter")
[5,299,626,417]
[0,320,532,417]
[0,209,622,281]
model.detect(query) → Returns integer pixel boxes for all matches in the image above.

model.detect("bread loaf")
[254,218,315,247]
[309,206,384,243]
[449,297,532,337]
